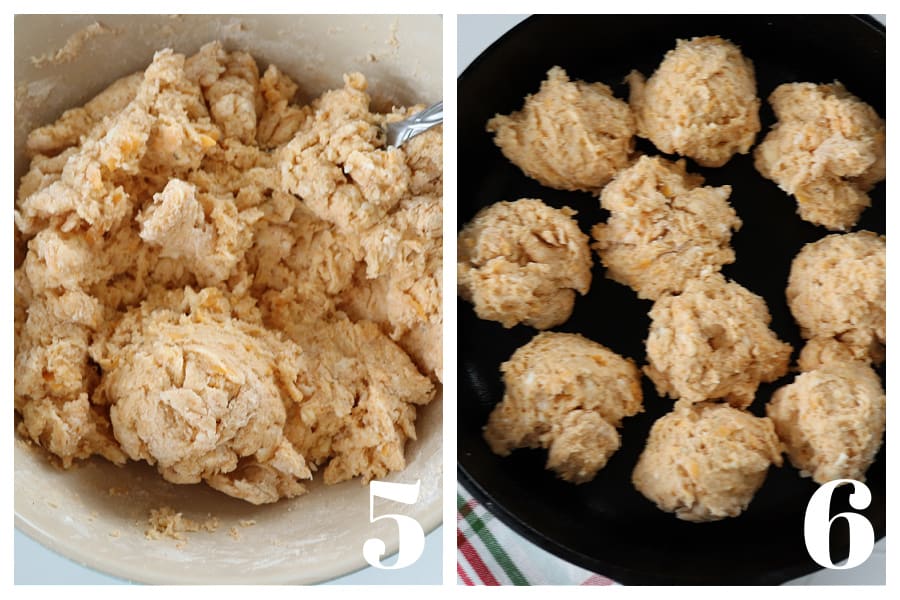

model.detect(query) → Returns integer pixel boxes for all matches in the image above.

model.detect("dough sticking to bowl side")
[591,155,741,300]
[486,66,635,193]
[754,82,885,231]
[766,361,885,484]
[276,70,444,383]
[484,332,643,484]
[786,231,885,366]
[632,401,782,522]
[644,274,792,408]
[627,36,760,168]
[14,41,441,504]
[457,198,592,330]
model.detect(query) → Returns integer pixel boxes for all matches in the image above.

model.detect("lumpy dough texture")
[632,402,782,522]
[628,36,760,168]
[276,74,443,381]
[591,156,741,300]
[786,231,885,365]
[90,288,313,504]
[644,275,792,408]
[486,66,635,193]
[754,82,885,231]
[767,361,885,484]
[484,332,643,483]
[14,42,441,504]
[262,290,435,486]
[457,199,592,329]
[797,337,875,373]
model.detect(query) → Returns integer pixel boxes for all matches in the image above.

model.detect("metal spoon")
[385,101,443,148]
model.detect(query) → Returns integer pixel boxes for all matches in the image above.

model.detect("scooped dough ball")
[458,199,592,329]
[632,401,783,522]
[644,275,792,408]
[486,66,635,193]
[787,231,885,364]
[592,156,741,300]
[484,332,643,484]
[627,36,760,167]
[754,82,885,231]
[767,361,885,484]
[90,288,312,504]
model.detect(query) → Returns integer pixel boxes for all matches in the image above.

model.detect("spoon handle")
[386,101,443,148]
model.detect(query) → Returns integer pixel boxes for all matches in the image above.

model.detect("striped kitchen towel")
[457,484,618,586]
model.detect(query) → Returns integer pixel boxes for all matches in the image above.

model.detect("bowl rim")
[15,502,442,585]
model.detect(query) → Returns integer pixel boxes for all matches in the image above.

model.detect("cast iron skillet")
[457,14,885,586]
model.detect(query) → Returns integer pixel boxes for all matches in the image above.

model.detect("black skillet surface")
[457,15,885,585]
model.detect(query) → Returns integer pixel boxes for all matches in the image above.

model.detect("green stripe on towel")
[457,493,530,586]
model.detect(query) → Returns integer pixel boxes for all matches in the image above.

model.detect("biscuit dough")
[786,231,885,365]
[263,290,435,486]
[14,42,441,504]
[754,82,885,231]
[628,36,760,168]
[277,75,443,381]
[486,66,635,193]
[644,275,792,408]
[767,361,885,484]
[484,332,643,483]
[145,506,220,542]
[592,156,741,300]
[458,199,592,329]
[797,337,873,372]
[632,401,782,522]
[90,287,313,504]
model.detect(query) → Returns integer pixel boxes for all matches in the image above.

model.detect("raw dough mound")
[339,135,444,382]
[628,36,760,167]
[767,361,885,484]
[592,156,741,300]
[797,336,879,372]
[787,231,885,364]
[137,178,262,286]
[486,66,635,192]
[276,85,444,381]
[644,275,792,407]
[754,82,885,231]
[484,332,643,483]
[278,72,412,233]
[632,401,782,522]
[262,288,436,486]
[90,287,312,504]
[457,199,592,329]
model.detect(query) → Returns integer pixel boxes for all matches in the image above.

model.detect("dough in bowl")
[767,360,885,484]
[89,287,313,505]
[457,198,592,329]
[592,155,741,300]
[644,274,792,408]
[632,401,783,522]
[486,66,635,193]
[786,231,885,365]
[754,82,885,231]
[627,36,760,168]
[14,41,441,504]
[484,331,643,483]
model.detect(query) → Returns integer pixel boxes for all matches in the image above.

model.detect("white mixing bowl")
[13,14,442,585]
